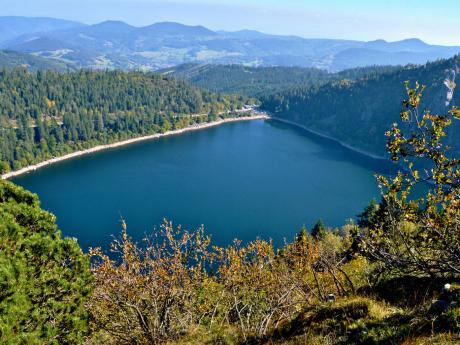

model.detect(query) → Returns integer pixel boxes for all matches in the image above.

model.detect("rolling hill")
[0,50,72,71]
[160,64,332,97]
[1,17,459,71]
[0,16,83,43]
[160,63,402,97]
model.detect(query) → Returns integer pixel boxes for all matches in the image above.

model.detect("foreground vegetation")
[0,86,459,344]
[0,69,251,173]
[0,182,91,343]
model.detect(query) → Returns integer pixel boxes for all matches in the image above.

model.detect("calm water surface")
[13,120,394,250]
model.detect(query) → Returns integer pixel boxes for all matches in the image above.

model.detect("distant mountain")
[0,16,84,43]
[0,16,459,71]
[329,47,460,71]
[90,20,136,33]
[7,37,73,53]
[5,37,109,69]
[217,29,280,39]
[363,38,448,53]
[139,22,216,37]
[0,50,72,71]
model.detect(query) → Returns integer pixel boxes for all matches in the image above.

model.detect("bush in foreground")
[87,85,460,344]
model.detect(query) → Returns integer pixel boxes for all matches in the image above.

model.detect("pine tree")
[0,181,92,343]
[311,219,327,240]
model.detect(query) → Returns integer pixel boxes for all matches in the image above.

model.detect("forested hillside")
[262,55,460,156]
[0,69,250,172]
[161,63,401,97]
[161,64,331,97]
[162,59,459,158]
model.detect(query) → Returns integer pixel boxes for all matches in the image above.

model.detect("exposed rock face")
[444,67,458,107]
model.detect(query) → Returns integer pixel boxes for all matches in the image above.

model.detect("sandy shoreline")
[2,112,389,180]
[268,116,388,161]
[2,114,269,180]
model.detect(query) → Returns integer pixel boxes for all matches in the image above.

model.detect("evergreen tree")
[0,69,250,171]
[311,219,327,240]
[357,198,380,229]
[0,181,92,343]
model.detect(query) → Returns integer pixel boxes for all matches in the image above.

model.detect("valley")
[0,9,459,345]
[0,16,459,71]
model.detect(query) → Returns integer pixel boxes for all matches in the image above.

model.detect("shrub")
[358,83,460,278]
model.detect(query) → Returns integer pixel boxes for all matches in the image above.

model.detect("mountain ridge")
[0,16,459,71]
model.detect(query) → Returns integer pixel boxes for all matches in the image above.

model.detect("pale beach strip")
[2,114,269,180]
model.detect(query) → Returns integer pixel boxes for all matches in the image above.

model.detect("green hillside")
[262,55,460,156]
[162,58,459,158]
[0,69,250,172]
[161,64,332,97]
[160,63,401,98]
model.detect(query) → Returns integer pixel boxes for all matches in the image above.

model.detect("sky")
[1,0,460,45]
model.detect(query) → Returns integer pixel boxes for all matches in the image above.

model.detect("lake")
[12,119,395,251]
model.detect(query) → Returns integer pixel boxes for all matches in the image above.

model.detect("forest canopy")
[0,69,251,172]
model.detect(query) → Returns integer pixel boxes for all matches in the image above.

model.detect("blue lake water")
[13,119,395,250]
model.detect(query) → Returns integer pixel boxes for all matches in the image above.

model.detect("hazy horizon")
[1,15,456,47]
[1,0,459,46]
